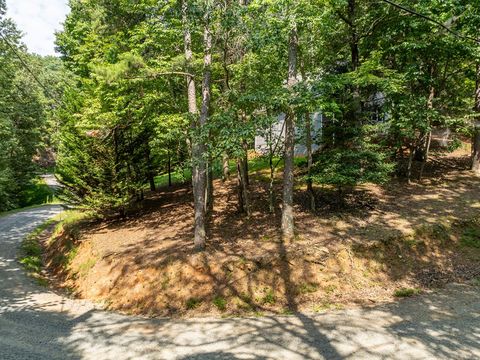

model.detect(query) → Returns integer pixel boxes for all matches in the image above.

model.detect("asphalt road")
[1,205,479,359]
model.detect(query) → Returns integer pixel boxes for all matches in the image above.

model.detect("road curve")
[0,205,479,360]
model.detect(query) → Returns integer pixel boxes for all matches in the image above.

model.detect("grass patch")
[213,296,227,311]
[460,224,480,248]
[414,223,450,244]
[151,156,307,189]
[259,288,276,305]
[77,257,97,277]
[18,219,56,282]
[312,302,343,313]
[393,287,421,298]
[49,210,92,243]
[297,282,319,294]
[186,297,202,310]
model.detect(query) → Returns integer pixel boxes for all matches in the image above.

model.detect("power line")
[380,0,478,43]
[0,32,63,106]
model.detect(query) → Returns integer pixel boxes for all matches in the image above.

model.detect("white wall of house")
[255,112,323,156]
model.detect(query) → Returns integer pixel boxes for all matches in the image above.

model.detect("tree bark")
[146,144,156,191]
[299,56,315,211]
[348,0,359,71]
[406,145,414,183]
[472,62,480,174]
[243,140,249,186]
[183,0,206,250]
[281,25,298,241]
[205,159,214,216]
[167,150,172,187]
[305,113,315,211]
[196,6,213,248]
[418,84,435,181]
[418,131,432,181]
[222,153,230,181]
[237,157,250,216]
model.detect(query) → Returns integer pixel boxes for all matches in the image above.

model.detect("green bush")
[310,145,394,190]
[18,178,55,208]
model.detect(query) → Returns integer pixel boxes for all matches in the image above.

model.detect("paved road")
[1,205,479,359]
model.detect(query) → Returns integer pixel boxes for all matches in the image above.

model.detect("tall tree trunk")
[349,0,359,72]
[268,125,275,213]
[305,113,315,211]
[146,145,156,191]
[205,159,214,216]
[236,156,250,215]
[243,140,249,186]
[406,145,414,183]
[418,131,432,181]
[281,25,298,241]
[196,6,213,248]
[348,0,361,127]
[183,0,206,250]
[472,62,480,174]
[236,161,244,213]
[236,110,249,211]
[222,153,230,181]
[299,56,315,211]
[167,149,172,187]
[419,85,435,181]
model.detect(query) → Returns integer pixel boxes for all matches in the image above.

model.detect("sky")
[6,0,70,56]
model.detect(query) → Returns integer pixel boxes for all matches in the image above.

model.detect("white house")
[255,112,323,156]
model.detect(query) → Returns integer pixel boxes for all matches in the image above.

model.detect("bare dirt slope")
[45,152,480,317]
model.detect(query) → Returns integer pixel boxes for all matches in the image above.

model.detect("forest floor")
[41,149,480,317]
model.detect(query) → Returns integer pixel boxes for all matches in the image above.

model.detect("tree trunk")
[237,157,250,216]
[269,148,275,213]
[195,8,213,249]
[472,125,480,174]
[418,131,432,181]
[183,0,206,250]
[472,62,480,174]
[406,145,414,183]
[305,113,315,211]
[146,145,156,191]
[236,160,244,213]
[167,150,172,187]
[243,139,249,186]
[205,159,214,216]
[419,85,435,181]
[222,152,230,181]
[299,54,314,210]
[281,25,298,241]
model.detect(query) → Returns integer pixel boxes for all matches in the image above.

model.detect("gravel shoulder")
[0,205,479,360]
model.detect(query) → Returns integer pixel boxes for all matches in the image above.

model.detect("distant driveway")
[0,205,479,359]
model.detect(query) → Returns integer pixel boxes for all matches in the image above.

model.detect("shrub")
[309,144,394,193]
